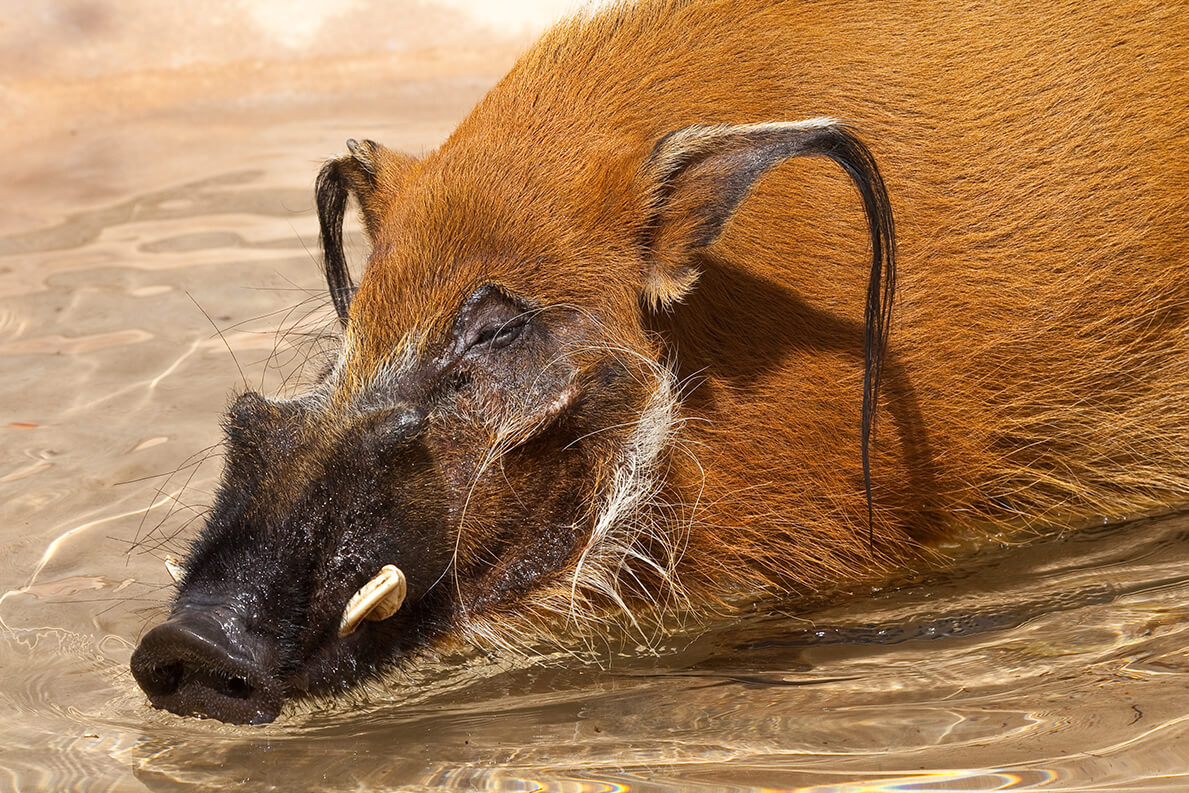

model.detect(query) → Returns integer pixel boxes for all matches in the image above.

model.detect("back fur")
[349,0,1189,629]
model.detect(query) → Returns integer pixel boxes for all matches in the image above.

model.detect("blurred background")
[0,0,597,236]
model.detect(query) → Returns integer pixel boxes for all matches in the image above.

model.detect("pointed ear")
[316,139,416,324]
[639,118,896,534]
[639,118,894,311]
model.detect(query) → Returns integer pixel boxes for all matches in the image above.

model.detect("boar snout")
[131,604,281,724]
[132,388,456,723]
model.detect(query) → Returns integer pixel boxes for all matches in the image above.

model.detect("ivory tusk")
[338,564,407,638]
[164,555,184,584]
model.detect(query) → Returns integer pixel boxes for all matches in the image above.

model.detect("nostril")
[141,661,185,698]
[221,675,253,700]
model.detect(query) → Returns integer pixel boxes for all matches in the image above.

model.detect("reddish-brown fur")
[131,0,1189,724]
[329,0,1188,637]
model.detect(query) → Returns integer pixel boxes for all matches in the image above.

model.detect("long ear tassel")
[315,159,356,326]
[813,126,897,545]
[643,119,897,544]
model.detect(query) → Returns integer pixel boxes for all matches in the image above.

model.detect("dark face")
[131,282,668,723]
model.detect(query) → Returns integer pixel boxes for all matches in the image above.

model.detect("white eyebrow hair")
[344,332,426,411]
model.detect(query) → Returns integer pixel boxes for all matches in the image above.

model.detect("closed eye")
[469,318,527,352]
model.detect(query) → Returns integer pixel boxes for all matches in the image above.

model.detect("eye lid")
[467,314,529,352]
[454,282,537,356]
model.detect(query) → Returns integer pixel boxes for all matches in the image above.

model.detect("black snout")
[131,608,282,724]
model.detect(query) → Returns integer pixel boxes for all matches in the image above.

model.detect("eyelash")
[469,319,526,352]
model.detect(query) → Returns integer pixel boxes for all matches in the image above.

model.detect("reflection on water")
[4,508,1189,790]
[2,4,1189,791]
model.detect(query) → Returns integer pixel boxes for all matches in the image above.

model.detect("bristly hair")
[315,158,360,325]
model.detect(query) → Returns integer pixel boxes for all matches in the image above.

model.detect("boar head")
[130,120,893,723]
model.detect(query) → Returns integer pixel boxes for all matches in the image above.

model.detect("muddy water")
[3,3,1189,791]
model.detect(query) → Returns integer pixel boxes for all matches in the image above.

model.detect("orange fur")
[331,0,1188,630]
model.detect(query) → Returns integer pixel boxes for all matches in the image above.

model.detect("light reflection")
[799,769,1060,793]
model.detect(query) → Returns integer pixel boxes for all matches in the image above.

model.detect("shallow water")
[3,4,1189,791]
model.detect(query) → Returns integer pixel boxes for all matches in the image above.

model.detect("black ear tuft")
[314,140,417,326]
[640,118,897,536]
[315,158,356,325]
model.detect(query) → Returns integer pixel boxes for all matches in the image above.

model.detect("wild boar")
[131,0,1189,723]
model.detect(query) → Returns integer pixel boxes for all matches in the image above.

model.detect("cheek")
[436,411,596,583]
[424,425,491,512]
